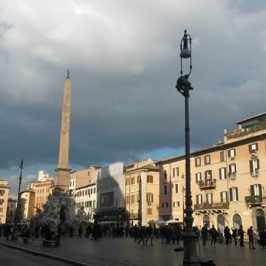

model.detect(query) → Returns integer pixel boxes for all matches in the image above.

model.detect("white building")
[95,162,126,223]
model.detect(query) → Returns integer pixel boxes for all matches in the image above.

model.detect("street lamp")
[176,30,200,265]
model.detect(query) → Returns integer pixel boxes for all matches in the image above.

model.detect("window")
[131,195,135,203]
[229,163,237,176]
[219,167,226,180]
[147,208,152,215]
[251,184,262,197]
[126,195,129,204]
[249,143,258,154]
[175,184,179,193]
[164,185,168,195]
[204,155,211,165]
[220,191,228,202]
[206,193,213,204]
[173,201,180,207]
[196,194,203,205]
[220,151,225,162]
[162,202,169,208]
[195,172,202,183]
[250,159,259,176]
[146,193,153,204]
[131,177,135,185]
[147,175,153,183]
[163,170,167,179]
[173,167,179,177]
[229,187,238,201]
[195,157,201,167]
[228,149,236,158]
[137,175,141,183]
[205,170,212,180]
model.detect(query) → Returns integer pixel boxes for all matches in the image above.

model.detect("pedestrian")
[146,225,154,246]
[78,225,83,237]
[247,226,255,249]
[238,225,245,247]
[4,223,12,241]
[259,230,266,248]
[224,226,231,245]
[232,228,238,246]
[201,224,208,246]
[209,225,218,247]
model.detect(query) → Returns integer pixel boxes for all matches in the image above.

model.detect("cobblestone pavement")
[0,237,265,266]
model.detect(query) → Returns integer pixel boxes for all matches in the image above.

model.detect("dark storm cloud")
[1,0,266,194]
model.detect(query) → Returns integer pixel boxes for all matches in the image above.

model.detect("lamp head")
[180,30,191,59]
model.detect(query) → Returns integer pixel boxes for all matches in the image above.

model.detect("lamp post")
[176,30,200,265]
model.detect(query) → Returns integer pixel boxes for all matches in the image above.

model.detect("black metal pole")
[184,93,193,230]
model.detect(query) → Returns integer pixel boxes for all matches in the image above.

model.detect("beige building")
[20,189,35,220]
[158,156,186,223]
[125,159,160,226]
[70,165,99,193]
[6,198,17,223]
[70,165,99,222]
[158,112,266,233]
[0,179,9,224]
[29,170,54,213]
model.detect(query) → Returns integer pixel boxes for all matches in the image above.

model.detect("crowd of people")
[200,223,266,249]
[1,221,266,250]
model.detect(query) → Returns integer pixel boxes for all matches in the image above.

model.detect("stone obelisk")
[55,70,71,191]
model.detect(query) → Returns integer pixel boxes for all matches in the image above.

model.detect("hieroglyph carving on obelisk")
[55,70,71,191]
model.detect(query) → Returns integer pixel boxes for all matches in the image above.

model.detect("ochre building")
[158,112,266,233]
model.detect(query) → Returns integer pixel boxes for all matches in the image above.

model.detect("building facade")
[95,162,126,224]
[28,170,54,214]
[20,189,35,220]
[0,180,9,223]
[158,156,186,223]
[70,165,99,222]
[125,159,160,226]
[6,198,17,223]
[158,112,266,233]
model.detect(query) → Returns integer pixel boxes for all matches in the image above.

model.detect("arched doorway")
[256,209,265,232]
[203,215,210,228]
[233,213,242,229]
[217,214,225,233]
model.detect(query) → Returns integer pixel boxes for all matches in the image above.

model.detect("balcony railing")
[194,202,229,210]
[225,121,266,140]
[198,179,216,190]
[129,213,141,219]
[245,195,262,205]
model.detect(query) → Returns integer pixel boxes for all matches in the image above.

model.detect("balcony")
[225,121,266,141]
[198,179,216,190]
[245,195,262,206]
[194,202,229,210]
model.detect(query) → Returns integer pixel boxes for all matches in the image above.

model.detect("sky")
[1,0,266,196]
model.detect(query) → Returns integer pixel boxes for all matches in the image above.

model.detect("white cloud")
[0,0,266,190]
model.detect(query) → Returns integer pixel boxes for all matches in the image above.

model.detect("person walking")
[232,228,238,246]
[201,224,208,246]
[224,226,231,245]
[247,226,255,249]
[209,225,218,247]
[238,225,245,247]
[259,230,266,248]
